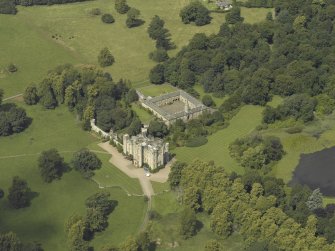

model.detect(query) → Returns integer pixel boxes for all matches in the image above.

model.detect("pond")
[290,146,335,196]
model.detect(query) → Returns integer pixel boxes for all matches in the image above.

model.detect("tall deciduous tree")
[38,149,66,183]
[23,85,39,105]
[98,48,115,67]
[115,0,129,14]
[7,176,32,209]
[71,149,102,178]
[306,188,323,211]
[126,8,142,28]
[179,207,198,239]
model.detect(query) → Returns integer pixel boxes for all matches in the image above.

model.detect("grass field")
[0,1,271,98]
[0,102,145,250]
[131,103,154,124]
[138,83,177,97]
[173,105,264,173]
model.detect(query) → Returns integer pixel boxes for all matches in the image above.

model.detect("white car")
[145,172,151,177]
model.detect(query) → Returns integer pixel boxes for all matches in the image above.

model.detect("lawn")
[138,83,177,97]
[0,102,145,250]
[0,0,271,98]
[131,103,154,124]
[173,105,264,173]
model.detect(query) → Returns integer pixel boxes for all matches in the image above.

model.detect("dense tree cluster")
[225,6,244,24]
[24,64,139,133]
[0,232,44,251]
[0,90,31,137]
[179,1,211,26]
[229,134,284,170]
[153,0,335,117]
[65,192,117,250]
[148,15,174,53]
[167,111,224,148]
[263,94,317,123]
[176,160,335,250]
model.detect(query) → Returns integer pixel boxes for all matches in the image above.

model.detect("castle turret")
[123,134,129,154]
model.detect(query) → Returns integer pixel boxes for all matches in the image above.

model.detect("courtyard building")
[139,89,212,126]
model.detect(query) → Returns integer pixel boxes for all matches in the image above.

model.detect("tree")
[66,217,90,251]
[126,8,142,28]
[7,176,32,209]
[149,64,165,84]
[149,49,169,62]
[306,188,323,211]
[7,63,17,73]
[23,85,39,105]
[179,207,198,239]
[180,2,211,26]
[225,6,244,24]
[115,0,129,14]
[202,95,214,107]
[101,13,115,24]
[0,232,22,251]
[147,15,165,40]
[204,240,222,251]
[147,15,173,50]
[168,162,187,189]
[127,117,142,136]
[0,0,17,15]
[0,89,3,105]
[0,188,4,199]
[119,236,139,251]
[71,148,102,178]
[147,120,168,138]
[38,149,66,183]
[98,48,115,67]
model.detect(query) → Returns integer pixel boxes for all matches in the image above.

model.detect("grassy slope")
[173,105,264,173]
[0,1,272,98]
[0,103,145,250]
[0,15,81,98]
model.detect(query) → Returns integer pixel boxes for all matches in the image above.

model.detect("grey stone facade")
[123,129,169,170]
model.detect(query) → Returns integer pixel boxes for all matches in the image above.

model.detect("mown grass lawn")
[138,83,177,97]
[173,105,264,173]
[0,102,145,250]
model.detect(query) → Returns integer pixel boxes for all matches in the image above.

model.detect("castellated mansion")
[139,89,212,126]
[123,128,169,170]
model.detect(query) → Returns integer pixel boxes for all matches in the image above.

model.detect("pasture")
[0,0,272,98]
[0,102,145,250]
